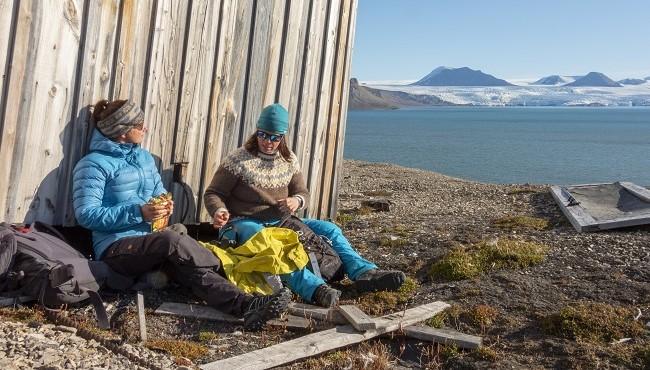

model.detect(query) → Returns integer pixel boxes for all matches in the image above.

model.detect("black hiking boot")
[312,285,341,308]
[352,269,406,293]
[243,287,292,331]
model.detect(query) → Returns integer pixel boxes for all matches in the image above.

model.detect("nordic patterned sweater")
[204,147,309,221]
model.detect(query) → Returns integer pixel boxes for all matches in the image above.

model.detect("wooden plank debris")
[200,301,450,370]
[288,303,348,324]
[619,182,650,203]
[0,296,34,307]
[136,291,147,342]
[404,325,482,349]
[338,305,377,331]
[267,315,315,331]
[155,302,243,324]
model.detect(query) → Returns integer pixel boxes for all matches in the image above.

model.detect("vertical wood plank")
[240,0,284,141]
[0,0,16,112]
[142,0,190,190]
[171,0,221,224]
[328,0,358,219]
[197,0,254,221]
[275,0,309,145]
[317,0,351,219]
[57,0,120,225]
[292,0,328,209]
[111,0,155,104]
[306,0,340,218]
[1,0,84,224]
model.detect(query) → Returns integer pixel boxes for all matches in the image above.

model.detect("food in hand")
[149,192,172,232]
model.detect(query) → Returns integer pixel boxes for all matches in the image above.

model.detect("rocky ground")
[1,159,649,369]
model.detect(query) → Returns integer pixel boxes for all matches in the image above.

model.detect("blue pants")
[220,218,377,302]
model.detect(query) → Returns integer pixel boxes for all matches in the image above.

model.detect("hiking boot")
[312,285,341,308]
[243,287,292,331]
[352,269,406,293]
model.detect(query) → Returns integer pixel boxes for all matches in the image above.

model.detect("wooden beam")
[137,291,147,342]
[550,186,598,232]
[338,305,376,331]
[154,302,243,324]
[200,301,450,370]
[404,325,482,350]
[0,296,34,307]
[288,302,347,324]
[619,182,650,203]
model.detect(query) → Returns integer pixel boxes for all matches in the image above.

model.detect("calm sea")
[344,107,650,185]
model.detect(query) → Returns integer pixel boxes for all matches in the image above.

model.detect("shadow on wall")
[23,107,199,230]
[24,105,95,226]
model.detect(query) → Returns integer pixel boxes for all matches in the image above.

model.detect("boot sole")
[244,289,292,331]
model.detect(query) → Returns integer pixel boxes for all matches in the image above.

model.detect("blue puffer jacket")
[73,129,166,259]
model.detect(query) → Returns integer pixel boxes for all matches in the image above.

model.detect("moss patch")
[0,307,45,324]
[197,331,219,342]
[541,302,645,343]
[357,277,419,316]
[638,346,650,370]
[426,304,499,334]
[378,236,408,248]
[429,239,548,282]
[146,339,208,360]
[465,304,499,333]
[493,215,550,230]
[302,341,392,369]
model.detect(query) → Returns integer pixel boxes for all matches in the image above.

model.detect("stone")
[361,199,391,212]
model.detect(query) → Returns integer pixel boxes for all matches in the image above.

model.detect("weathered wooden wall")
[0,0,357,225]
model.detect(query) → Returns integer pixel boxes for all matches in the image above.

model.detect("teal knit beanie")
[256,104,289,134]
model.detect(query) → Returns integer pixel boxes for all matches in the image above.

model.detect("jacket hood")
[89,128,138,157]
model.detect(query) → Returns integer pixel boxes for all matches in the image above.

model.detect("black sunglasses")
[256,130,284,142]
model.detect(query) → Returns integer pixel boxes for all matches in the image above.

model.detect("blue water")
[344,107,650,185]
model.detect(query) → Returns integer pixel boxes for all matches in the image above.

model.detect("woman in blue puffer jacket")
[72,99,291,331]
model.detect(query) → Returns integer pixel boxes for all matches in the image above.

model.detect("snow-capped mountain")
[361,80,650,107]
[564,72,622,87]
[411,67,513,86]
[618,78,647,85]
[531,75,569,85]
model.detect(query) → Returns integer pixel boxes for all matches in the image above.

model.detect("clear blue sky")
[351,0,650,81]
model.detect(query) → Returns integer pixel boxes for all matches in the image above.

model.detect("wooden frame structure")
[550,181,650,232]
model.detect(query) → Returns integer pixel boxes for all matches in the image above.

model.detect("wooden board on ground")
[200,301,450,370]
[0,296,34,307]
[288,302,347,324]
[404,325,482,349]
[155,302,243,324]
[338,305,376,331]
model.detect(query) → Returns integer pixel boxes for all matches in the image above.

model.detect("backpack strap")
[87,290,110,329]
[32,221,69,244]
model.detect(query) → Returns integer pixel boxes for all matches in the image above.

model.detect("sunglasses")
[132,120,145,130]
[256,130,284,142]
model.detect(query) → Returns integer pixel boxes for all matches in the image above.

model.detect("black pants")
[102,230,249,316]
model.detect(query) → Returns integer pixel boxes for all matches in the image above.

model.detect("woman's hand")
[277,197,300,214]
[212,210,230,229]
[141,204,169,222]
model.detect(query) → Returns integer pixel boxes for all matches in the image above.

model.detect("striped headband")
[96,100,144,139]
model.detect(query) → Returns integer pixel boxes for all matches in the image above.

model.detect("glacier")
[363,79,650,107]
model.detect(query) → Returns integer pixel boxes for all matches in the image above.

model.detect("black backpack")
[277,215,345,282]
[0,222,133,328]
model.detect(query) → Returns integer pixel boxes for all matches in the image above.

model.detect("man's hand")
[141,204,169,222]
[277,197,300,214]
[212,210,230,229]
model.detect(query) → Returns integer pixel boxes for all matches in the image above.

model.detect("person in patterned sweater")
[204,104,405,307]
